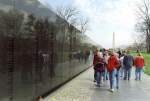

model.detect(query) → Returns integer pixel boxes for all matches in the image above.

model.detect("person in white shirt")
[120,54,125,78]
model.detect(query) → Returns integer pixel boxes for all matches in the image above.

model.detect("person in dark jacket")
[93,48,103,82]
[123,50,134,80]
[94,53,105,87]
[117,49,122,58]
[93,49,99,82]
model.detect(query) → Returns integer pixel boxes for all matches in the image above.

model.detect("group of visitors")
[93,48,145,92]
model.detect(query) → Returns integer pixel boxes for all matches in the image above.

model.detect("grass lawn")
[131,52,150,75]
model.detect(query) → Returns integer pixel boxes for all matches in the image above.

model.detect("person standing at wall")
[134,53,145,81]
[93,48,99,82]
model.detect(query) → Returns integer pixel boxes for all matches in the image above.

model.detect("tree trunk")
[146,40,150,53]
[146,30,150,53]
[148,44,150,53]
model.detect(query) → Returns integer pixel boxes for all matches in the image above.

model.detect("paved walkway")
[44,68,150,101]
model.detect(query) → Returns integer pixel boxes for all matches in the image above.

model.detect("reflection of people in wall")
[37,51,43,81]
[84,50,90,63]
[38,96,44,101]
[42,53,49,70]
[41,52,49,80]
[49,32,56,78]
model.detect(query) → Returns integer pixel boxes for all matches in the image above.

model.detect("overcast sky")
[39,0,142,48]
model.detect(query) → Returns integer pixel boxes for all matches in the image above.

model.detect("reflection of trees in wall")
[73,30,77,51]
[33,17,57,78]
[55,18,67,62]
[17,14,36,83]
[24,14,36,38]
[48,21,57,78]
[23,14,57,98]
[43,18,50,51]
[49,31,56,77]
[34,18,45,82]
[0,3,91,99]
[0,9,24,101]
[78,33,83,50]
[0,10,24,37]
[69,25,73,60]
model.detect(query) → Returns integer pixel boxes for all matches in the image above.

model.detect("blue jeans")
[96,71,103,85]
[124,68,132,80]
[135,67,143,80]
[116,70,119,88]
[109,69,115,89]
[103,68,109,81]
[109,69,119,89]
[119,66,124,77]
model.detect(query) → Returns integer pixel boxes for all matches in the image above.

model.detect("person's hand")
[143,66,145,71]
[38,96,44,101]
[91,64,94,68]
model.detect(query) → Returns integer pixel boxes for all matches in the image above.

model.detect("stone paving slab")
[44,68,150,101]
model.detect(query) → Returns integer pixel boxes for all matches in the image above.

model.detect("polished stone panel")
[0,0,92,100]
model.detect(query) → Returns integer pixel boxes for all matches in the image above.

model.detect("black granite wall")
[0,0,92,101]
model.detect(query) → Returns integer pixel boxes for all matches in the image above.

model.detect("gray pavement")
[44,68,150,101]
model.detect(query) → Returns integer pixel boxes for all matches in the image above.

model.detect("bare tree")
[56,5,80,60]
[136,0,150,53]
[56,5,80,26]
[79,17,89,34]
[133,34,146,51]
[56,5,89,33]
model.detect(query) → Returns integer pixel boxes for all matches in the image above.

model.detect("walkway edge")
[40,66,91,100]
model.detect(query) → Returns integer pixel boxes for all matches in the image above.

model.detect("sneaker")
[111,89,114,92]
[116,86,119,89]
[93,80,96,82]
[96,84,100,87]
[123,78,126,80]
[100,80,103,84]
[109,88,114,92]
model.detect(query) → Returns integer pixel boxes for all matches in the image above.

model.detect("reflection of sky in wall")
[0,3,12,11]
[0,0,59,25]
[39,0,142,48]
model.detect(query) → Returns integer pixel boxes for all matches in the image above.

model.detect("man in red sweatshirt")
[107,51,120,92]
[134,53,145,81]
